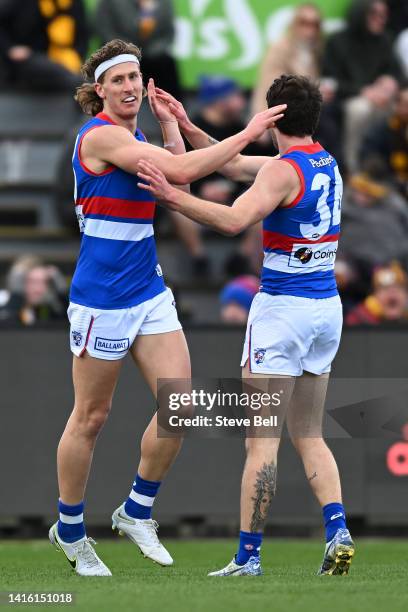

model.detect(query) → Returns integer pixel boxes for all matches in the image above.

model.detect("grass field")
[1,539,407,612]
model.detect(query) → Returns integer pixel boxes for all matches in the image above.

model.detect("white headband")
[94,54,140,82]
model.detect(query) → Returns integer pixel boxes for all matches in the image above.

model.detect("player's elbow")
[222,157,244,182]
[225,219,246,236]
[175,162,191,185]
[166,161,190,185]
[174,169,190,185]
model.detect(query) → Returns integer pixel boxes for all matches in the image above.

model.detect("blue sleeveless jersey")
[70,112,165,309]
[261,142,343,299]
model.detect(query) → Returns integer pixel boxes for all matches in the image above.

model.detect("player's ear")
[142,85,148,98]
[94,82,105,100]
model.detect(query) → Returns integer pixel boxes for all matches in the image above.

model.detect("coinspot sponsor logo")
[289,242,337,268]
[94,337,129,353]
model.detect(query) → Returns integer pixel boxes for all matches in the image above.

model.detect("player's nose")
[123,77,134,91]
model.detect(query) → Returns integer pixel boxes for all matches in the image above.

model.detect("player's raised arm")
[84,104,286,185]
[136,159,297,236]
[147,77,190,194]
[155,87,280,182]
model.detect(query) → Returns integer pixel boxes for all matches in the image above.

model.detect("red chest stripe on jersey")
[263,230,339,251]
[78,196,156,219]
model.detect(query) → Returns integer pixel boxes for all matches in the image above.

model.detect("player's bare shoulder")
[83,123,138,156]
[82,124,146,173]
[255,157,300,205]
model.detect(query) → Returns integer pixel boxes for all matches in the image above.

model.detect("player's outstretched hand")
[244,104,286,142]
[154,87,191,131]
[137,160,177,207]
[148,78,177,123]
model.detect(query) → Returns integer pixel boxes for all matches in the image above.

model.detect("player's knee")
[290,436,324,454]
[245,436,279,458]
[72,400,111,438]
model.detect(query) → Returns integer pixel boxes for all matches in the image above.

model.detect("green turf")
[0,539,407,612]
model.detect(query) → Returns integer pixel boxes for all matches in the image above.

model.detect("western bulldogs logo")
[254,348,266,364]
[294,247,313,264]
[72,330,83,347]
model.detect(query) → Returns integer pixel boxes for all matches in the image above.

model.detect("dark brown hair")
[75,39,143,116]
[266,74,322,137]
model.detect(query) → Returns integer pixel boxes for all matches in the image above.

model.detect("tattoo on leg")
[208,136,219,146]
[250,462,277,532]
[308,472,317,482]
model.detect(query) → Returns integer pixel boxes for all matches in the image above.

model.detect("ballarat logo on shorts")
[71,330,83,347]
[94,337,130,353]
[254,348,266,364]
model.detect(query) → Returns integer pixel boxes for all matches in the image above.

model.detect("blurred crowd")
[0,0,407,326]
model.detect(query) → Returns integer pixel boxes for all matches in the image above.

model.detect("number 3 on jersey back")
[300,166,343,240]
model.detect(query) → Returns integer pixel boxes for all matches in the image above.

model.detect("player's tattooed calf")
[308,472,317,481]
[250,462,277,532]
[208,136,219,146]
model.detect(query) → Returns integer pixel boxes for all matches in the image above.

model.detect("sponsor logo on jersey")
[254,348,266,364]
[294,247,313,264]
[94,337,130,353]
[71,330,83,347]
[289,242,337,268]
[309,155,334,168]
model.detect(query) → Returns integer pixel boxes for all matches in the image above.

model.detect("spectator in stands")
[338,169,408,294]
[346,261,408,325]
[251,4,342,164]
[0,255,68,325]
[0,0,89,92]
[94,0,181,99]
[192,75,271,276]
[252,3,323,115]
[322,0,402,171]
[220,275,259,324]
[192,76,248,205]
[334,257,364,317]
[360,84,408,197]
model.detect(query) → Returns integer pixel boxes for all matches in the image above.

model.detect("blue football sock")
[235,531,263,565]
[323,502,347,542]
[124,473,161,519]
[57,500,86,543]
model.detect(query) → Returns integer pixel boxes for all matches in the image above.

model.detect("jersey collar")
[96,112,117,124]
[284,142,324,154]
[96,112,140,138]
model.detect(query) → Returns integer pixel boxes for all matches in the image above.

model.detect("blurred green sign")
[173,0,351,87]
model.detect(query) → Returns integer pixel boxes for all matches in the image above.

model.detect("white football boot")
[208,556,263,576]
[112,504,173,566]
[49,523,112,576]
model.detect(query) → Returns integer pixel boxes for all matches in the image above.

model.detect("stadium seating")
[0,93,79,230]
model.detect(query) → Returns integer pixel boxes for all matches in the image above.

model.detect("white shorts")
[241,293,342,376]
[68,287,182,361]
